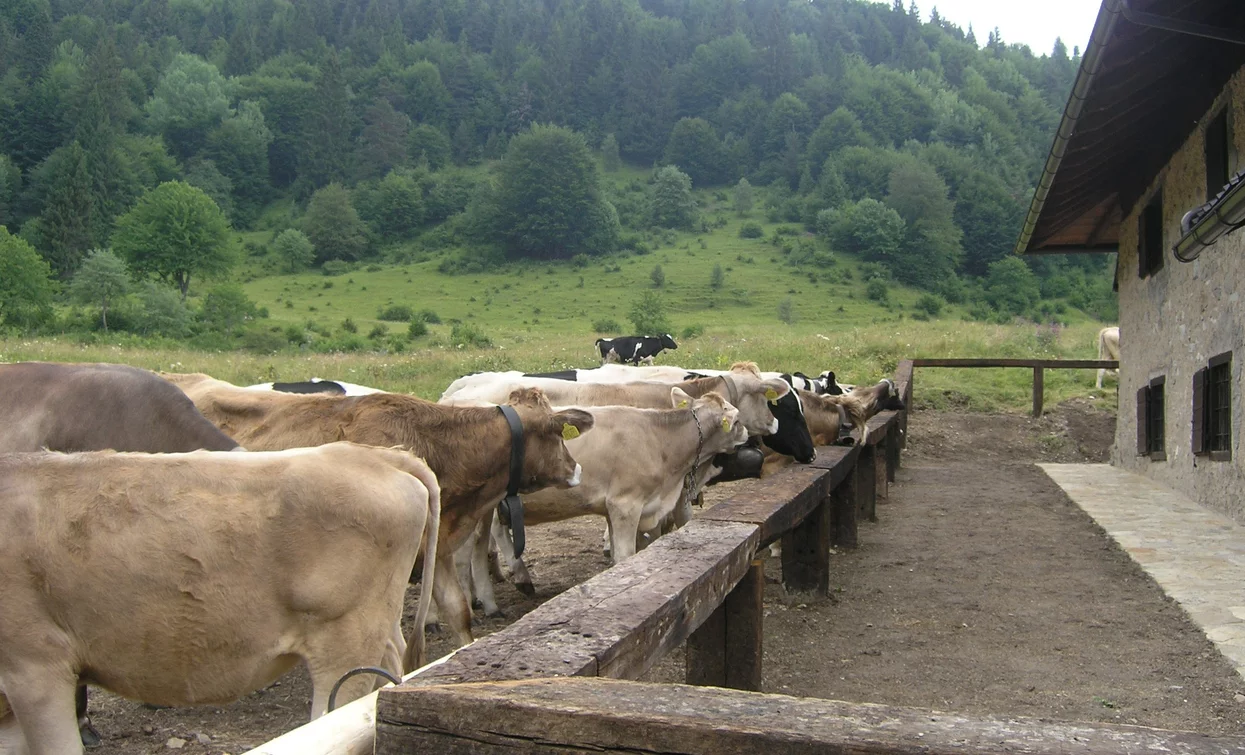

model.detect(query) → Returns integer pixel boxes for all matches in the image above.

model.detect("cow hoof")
[80,721,102,749]
[425,622,443,635]
[514,581,537,597]
[486,609,507,619]
[471,598,483,610]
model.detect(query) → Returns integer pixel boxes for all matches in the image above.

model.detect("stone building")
[1016,0,1245,521]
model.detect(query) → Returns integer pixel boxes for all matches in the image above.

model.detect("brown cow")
[0,443,439,755]
[762,379,906,475]
[162,373,593,648]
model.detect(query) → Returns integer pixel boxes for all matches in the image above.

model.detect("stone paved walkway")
[1041,463,1245,682]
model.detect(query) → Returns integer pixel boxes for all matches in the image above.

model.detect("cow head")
[718,362,792,437]
[761,378,817,464]
[504,388,595,491]
[671,387,748,456]
[804,379,905,445]
[660,334,679,351]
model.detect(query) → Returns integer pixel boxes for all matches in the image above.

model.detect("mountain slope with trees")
[0,0,1115,338]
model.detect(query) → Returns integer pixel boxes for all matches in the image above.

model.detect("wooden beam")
[857,444,877,523]
[780,495,831,595]
[830,458,858,549]
[911,358,1118,369]
[686,560,764,691]
[376,678,1245,755]
[399,519,759,687]
[885,422,900,483]
[699,448,854,546]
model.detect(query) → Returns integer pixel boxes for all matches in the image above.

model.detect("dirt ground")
[84,399,1245,753]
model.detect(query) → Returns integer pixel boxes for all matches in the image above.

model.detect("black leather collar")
[495,405,527,558]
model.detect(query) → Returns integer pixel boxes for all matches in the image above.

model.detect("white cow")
[0,443,440,755]
[1096,326,1120,389]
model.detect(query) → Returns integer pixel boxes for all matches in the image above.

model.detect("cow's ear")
[760,379,791,402]
[552,408,594,436]
[671,386,693,409]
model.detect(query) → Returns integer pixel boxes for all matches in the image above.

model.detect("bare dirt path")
[85,400,1245,752]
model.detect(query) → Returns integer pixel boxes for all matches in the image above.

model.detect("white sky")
[896,0,1103,55]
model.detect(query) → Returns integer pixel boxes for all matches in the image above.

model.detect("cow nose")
[568,463,582,487]
[767,417,779,435]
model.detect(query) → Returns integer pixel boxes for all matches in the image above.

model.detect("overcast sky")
[891,0,1103,55]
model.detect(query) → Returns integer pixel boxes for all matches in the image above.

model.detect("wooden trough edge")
[375,677,1245,755]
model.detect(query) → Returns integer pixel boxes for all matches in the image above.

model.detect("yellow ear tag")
[765,387,779,404]
[721,417,731,433]
[562,423,580,441]
[678,400,689,408]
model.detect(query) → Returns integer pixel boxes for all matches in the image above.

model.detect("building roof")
[1016,0,1245,255]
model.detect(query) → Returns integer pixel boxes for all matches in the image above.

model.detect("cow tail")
[402,461,441,674]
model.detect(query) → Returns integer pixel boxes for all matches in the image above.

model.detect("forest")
[0,0,1117,337]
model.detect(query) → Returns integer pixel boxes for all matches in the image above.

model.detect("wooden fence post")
[886,422,900,483]
[780,497,831,595]
[856,444,877,523]
[687,560,764,691]
[830,463,857,549]
[1033,366,1044,417]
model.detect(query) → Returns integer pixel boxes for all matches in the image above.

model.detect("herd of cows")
[0,352,905,754]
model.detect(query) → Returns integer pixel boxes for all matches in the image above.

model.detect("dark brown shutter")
[1137,387,1149,455]
[1192,367,1207,455]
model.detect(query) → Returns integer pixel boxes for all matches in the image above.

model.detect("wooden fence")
[255,357,1241,755]
[907,358,1118,417]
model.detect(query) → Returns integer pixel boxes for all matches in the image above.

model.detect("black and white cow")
[595,334,678,365]
[789,370,847,395]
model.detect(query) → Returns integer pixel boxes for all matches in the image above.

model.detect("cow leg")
[5,668,82,755]
[453,536,477,610]
[76,686,100,748]
[1096,368,1105,389]
[489,514,535,598]
[432,549,475,647]
[306,611,405,720]
[606,505,642,564]
[469,517,503,617]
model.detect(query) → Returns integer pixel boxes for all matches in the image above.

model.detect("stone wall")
[1111,68,1245,522]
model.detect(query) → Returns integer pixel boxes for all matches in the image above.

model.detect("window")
[1136,376,1165,460]
[1193,352,1232,461]
[1206,108,1231,202]
[1138,190,1164,278]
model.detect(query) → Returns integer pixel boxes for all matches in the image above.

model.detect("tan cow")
[162,373,593,648]
[1096,326,1120,388]
[0,443,439,755]
[467,389,748,615]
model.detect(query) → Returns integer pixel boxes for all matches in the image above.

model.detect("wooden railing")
[907,358,1118,417]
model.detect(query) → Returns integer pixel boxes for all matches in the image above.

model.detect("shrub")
[866,280,889,302]
[681,324,704,339]
[650,264,665,288]
[915,293,944,317]
[322,259,350,276]
[241,327,286,354]
[367,324,389,339]
[284,324,308,344]
[738,221,764,239]
[418,309,442,324]
[628,290,671,334]
[407,319,428,339]
[340,317,358,333]
[592,318,621,333]
[378,304,414,321]
[777,297,796,324]
[450,322,492,348]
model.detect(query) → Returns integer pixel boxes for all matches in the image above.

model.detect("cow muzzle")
[567,463,582,487]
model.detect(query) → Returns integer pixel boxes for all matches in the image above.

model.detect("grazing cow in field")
[595,334,678,365]
[466,389,748,614]
[0,443,439,755]
[163,373,592,648]
[1096,326,1120,389]
[0,361,242,747]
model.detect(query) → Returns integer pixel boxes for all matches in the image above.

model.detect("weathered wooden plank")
[885,422,900,482]
[875,441,888,501]
[895,360,913,451]
[805,442,860,480]
[698,462,838,546]
[780,496,831,595]
[684,591,725,687]
[376,678,1245,755]
[723,560,764,691]
[401,519,759,687]
[911,358,1118,369]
